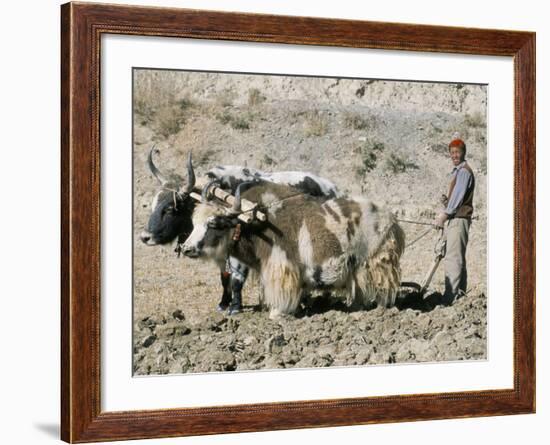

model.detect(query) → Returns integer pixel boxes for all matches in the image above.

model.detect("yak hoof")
[227,305,242,316]
[217,303,229,312]
[268,309,283,320]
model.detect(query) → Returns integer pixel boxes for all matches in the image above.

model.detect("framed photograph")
[61,2,535,442]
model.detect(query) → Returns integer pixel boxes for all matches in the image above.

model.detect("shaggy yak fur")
[140,148,341,314]
[182,182,405,319]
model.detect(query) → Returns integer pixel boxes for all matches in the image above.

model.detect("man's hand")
[434,212,448,229]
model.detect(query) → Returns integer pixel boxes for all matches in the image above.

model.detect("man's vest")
[447,162,475,219]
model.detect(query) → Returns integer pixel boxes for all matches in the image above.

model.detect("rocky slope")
[132,69,487,374]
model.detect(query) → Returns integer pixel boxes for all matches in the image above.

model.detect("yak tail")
[357,218,405,308]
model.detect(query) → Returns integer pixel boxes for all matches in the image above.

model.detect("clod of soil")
[133,292,487,375]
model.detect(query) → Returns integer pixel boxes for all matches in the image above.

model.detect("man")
[434,135,475,304]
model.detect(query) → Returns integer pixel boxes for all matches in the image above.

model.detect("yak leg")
[261,248,301,319]
[227,277,244,315]
[354,266,377,309]
[228,260,249,315]
[217,269,232,311]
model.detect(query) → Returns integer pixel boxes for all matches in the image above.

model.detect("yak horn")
[147,146,168,185]
[184,152,196,193]
[231,181,256,214]
[201,179,219,202]
[231,184,243,214]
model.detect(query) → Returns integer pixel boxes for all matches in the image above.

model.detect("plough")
[400,228,446,297]
[399,215,477,297]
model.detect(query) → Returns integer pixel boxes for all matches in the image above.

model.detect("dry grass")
[263,154,275,166]
[248,88,266,106]
[153,104,186,139]
[134,70,181,112]
[216,110,251,130]
[356,140,385,177]
[464,111,486,128]
[230,116,250,130]
[385,153,419,174]
[216,89,237,107]
[343,112,372,130]
[133,70,197,139]
[303,111,328,137]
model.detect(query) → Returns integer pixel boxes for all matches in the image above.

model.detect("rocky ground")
[133,292,487,374]
[132,69,488,375]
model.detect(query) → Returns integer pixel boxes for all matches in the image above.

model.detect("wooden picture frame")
[61,2,535,442]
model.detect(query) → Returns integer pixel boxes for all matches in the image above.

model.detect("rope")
[256,199,437,249]
[405,227,435,248]
[397,216,478,227]
[396,218,437,228]
[237,191,307,216]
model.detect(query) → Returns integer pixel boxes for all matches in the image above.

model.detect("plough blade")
[419,255,443,295]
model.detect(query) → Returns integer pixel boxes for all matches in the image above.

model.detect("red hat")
[449,132,466,152]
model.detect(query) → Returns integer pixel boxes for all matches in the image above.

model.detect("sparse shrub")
[429,143,448,154]
[355,140,385,176]
[385,153,419,174]
[263,154,275,166]
[217,89,236,107]
[356,152,377,177]
[477,157,487,174]
[343,112,371,130]
[248,88,266,106]
[133,75,194,136]
[177,97,194,111]
[135,100,153,126]
[465,111,486,128]
[230,116,250,130]
[133,71,195,125]
[133,72,176,111]
[216,111,233,125]
[153,104,185,139]
[134,99,154,119]
[370,141,385,153]
[304,111,328,137]
[215,111,250,130]
[419,209,437,219]
[196,148,216,166]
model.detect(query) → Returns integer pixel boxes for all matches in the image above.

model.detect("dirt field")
[132,69,487,374]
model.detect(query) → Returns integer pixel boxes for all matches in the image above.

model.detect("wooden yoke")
[191,177,267,224]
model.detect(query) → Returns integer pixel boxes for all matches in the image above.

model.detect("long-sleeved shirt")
[445,161,475,218]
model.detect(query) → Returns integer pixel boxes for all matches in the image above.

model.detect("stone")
[172,309,185,321]
[142,335,157,348]
[155,322,191,337]
[265,333,286,354]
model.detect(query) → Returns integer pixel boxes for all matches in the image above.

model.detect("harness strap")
[232,223,242,242]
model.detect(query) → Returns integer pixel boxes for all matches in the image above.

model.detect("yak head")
[140,147,196,246]
[181,182,254,260]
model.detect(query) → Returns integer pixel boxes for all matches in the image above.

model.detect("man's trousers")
[444,217,471,302]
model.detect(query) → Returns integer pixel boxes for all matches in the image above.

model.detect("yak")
[139,147,340,314]
[181,180,405,319]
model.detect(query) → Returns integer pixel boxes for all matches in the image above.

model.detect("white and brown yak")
[139,147,341,315]
[182,180,405,319]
